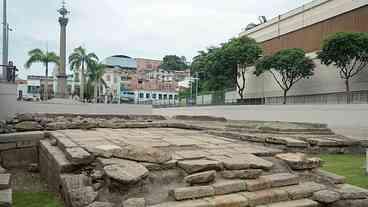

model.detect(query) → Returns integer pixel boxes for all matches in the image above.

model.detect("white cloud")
[5,0,310,78]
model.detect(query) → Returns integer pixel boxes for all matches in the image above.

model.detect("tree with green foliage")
[160,55,187,71]
[318,32,368,103]
[191,36,262,100]
[223,36,262,100]
[87,62,107,102]
[255,48,315,104]
[25,49,60,100]
[69,46,99,101]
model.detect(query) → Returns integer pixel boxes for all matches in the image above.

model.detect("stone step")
[256,199,319,207]
[265,136,308,148]
[39,140,75,173]
[260,173,299,188]
[158,181,325,207]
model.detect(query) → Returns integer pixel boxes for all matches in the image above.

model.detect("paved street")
[154,104,368,141]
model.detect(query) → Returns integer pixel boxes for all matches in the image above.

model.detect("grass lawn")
[320,154,367,189]
[13,192,63,207]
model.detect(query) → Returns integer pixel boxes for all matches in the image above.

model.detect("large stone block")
[65,147,94,165]
[262,199,319,207]
[312,190,340,204]
[280,182,326,200]
[0,174,10,190]
[103,160,149,184]
[173,186,215,201]
[336,184,368,200]
[0,188,12,207]
[222,154,274,170]
[261,173,299,188]
[244,178,271,192]
[1,147,38,168]
[14,121,43,131]
[207,194,248,207]
[184,170,216,185]
[122,198,145,207]
[212,180,246,195]
[114,145,172,164]
[39,140,75,173]
[69,186,97,207]
[178,159,222,174]
[275,153,322,170]
[221,169,262,179]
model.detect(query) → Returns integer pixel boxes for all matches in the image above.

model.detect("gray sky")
[3,0,310,79]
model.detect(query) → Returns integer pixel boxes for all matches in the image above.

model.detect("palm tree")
[25,49,60,100]
[69,46,98,101]
[88,62,107,102]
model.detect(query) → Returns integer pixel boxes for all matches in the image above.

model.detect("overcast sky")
[3,0,311,79]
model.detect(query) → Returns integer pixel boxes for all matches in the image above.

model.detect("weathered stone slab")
[173,186,215,200]
[178,159,222,174]
[0,131,44,142]
[1,147,38,168]
[114,145,172,164]
[65,147,94,165]
[262,199,319,207]
[15,121,43,131]
[212,180,246,195]
[0,174,11,190]
[85,144,121,158]
[69,186,97,207]
[39,140,75,173]
[280,182,326,200]
[140,160,177,171]
[336,184,368,200]
[150,199,212,207]
[316,169,345,184]
[223,154,274,170]
[208,194,249,207]
[261,173,299,187]
[312,190,340,204]
[266,136,308,148]
[241,189,289,206]
[184,170,216,185]
[0,143,16,151]
[244,178,271,192]
[173,115,227,122]
[275,153,322,170]
[61,174,91,192]
[103,160,149,184]
[221,169,262,179]
[0,188,12,207]
[87,202,113,207]
[122,198,145,207]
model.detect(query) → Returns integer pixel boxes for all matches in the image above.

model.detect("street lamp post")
[2,0,7,80]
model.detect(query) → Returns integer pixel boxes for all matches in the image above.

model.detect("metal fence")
[153,90,368,108]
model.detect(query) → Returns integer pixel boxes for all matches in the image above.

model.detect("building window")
[158,94,162,100]
[169,95,173,100]
[174,95,178,100]
[146,93,150,99]
[114,76,118,84]
[121,76,128,81]
[163,94,167,100]
[106,75,111,81]
[139,93,144,98]
[152,94,157,99]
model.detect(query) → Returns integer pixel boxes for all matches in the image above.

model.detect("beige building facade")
[237,0,368,104]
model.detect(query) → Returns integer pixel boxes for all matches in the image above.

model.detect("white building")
[236,0,368,104]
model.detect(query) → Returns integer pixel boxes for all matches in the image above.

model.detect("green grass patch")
[320,154,367,189]
[13,192,63,207]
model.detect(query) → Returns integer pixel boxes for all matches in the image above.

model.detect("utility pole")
[2,0,7,80]
[195,72,199,104]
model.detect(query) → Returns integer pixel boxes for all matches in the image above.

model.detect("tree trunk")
[283,90,288,105]
[45,63,49,101]
[94,81,98,103]
[80,63,84,101]
[345,78,351,104]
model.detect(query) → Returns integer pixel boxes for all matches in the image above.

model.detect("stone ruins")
[0,113,367,207]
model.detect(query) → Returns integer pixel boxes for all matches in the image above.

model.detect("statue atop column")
[55,0,69,98]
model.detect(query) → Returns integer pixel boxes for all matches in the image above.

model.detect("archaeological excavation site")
[0,113,367,207]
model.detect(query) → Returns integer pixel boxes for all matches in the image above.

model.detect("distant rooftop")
[101,55,137,70]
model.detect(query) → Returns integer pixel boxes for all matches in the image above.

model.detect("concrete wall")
[240,0,368,42]
[0,83,18,120]
[237,56,368,99]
